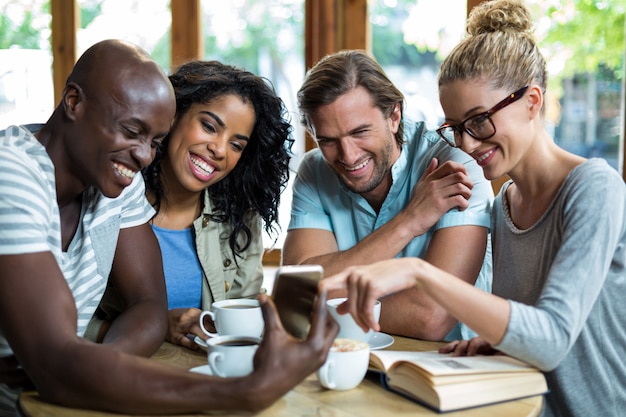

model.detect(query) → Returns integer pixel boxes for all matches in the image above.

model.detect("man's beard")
[339,137,395,195]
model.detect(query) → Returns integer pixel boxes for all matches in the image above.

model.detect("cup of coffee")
[317,338,370,390]
[326,298,381,343]
[199,298,264,338]
[205,335,260,377]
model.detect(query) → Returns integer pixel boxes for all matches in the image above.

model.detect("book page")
[370,350,535,376]
[369,350,430,372]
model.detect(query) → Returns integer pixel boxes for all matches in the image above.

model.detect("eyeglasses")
[436,85,529,148]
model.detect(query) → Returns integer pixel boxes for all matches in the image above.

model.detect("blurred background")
[0,0,623,251]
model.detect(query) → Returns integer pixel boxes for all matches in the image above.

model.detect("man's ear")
[62,82,84,121]
[388,102,402,134]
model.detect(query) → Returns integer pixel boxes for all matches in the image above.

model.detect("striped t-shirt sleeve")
[118,173,155,229]
[0,141,58,255]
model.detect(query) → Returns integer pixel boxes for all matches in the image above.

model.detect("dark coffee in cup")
[206,335,261,377]
[199,299,264,338]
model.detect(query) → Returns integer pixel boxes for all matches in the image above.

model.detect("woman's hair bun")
[466,0,533,37]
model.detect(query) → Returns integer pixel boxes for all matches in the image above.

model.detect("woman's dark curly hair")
[143,60,294,259]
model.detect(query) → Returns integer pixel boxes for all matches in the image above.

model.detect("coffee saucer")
[190,365,213,376]
[369,332,394,350]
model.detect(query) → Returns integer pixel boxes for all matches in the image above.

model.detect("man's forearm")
[300,213,420,277]
[102,301,167,356]
[378,288,458,340]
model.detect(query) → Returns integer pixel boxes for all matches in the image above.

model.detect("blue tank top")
[151,224,203,309]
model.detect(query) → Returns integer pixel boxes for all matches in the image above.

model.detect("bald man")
[0,39,337,416]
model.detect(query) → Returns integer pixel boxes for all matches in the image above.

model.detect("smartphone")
[271,264,324,339]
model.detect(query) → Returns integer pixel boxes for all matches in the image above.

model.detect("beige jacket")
[196,191,264,309]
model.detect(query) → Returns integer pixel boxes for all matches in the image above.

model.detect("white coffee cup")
[205,335,260,377]
[326,298,381,343]
[317,338,370,390]
[199,298,264,338]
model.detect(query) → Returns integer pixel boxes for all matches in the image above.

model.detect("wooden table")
[19,336,543,417]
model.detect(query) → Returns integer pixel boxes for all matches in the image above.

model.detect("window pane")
[0,0,54,129]
[527,0,624,173]
[200,0,306,249]
[77,0,171,72]
[370,0,466,131]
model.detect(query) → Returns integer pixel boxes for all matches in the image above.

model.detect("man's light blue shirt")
[288,120,494,341]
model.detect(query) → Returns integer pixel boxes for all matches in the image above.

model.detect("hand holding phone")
[271,265,324,339]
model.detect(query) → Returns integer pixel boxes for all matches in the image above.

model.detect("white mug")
[326,298,381,343]
[317,338,370,390]
[205,335,261,377]
[199,298,264,338]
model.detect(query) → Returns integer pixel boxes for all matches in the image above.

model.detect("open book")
[369,350,548,412]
